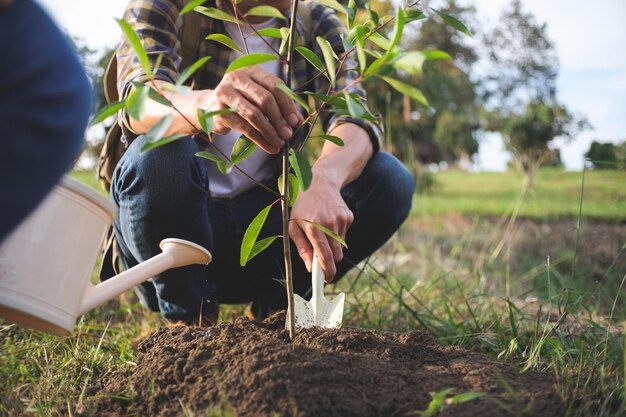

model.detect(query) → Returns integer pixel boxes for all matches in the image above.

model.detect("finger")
[253,73,302,128]
[303,223,336,280]
[218,112,280,154]
[329,234,343,264]
[289,221,313,272]
[239,80,294,141]
[215,84,285,151]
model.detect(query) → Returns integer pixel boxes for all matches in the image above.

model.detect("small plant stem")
[282,0,300,341]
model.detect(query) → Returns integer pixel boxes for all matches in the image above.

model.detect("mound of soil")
[85,313,563,417]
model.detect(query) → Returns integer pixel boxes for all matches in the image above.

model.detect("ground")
[83,313,563,417]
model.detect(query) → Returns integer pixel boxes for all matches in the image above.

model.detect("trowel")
[290,253,345,329]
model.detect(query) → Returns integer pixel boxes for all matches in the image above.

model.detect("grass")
[1,167,625,416]
[416,167,626,221]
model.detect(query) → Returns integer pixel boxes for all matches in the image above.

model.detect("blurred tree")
[70,35,116,166]
[405,0,481,165]
[615,141,626,169]
[585,141,618,169]
[495,102,586,189]
[483,0,588,189]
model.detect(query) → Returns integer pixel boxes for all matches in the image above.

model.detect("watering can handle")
[311,252,325,304]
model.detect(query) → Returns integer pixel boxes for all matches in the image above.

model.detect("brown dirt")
[84,313,563,417]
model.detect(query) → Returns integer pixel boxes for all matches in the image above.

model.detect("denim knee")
[354,152,415,227]
[112,136,208,207]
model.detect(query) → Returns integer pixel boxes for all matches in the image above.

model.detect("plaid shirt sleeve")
[307,3,384,153]
[116,0,184,127]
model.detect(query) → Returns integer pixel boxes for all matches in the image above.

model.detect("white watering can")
[0,176,212,335]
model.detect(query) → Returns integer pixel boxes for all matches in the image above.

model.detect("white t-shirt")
[206,18,281,198]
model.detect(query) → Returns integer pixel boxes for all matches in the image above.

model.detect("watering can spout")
[79,239,211,315]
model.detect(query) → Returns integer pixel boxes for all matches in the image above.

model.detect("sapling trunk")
[282,0,300,341]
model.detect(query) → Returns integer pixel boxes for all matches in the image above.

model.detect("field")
[1,168,624,416]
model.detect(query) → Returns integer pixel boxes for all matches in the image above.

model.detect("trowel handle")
[311,252,325,302]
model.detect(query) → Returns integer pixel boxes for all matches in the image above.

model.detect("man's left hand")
[289,174,353,282]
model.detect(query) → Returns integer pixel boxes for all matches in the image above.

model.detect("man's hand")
[289,175,353,281]
[288,123,373,281]
[204,66,303,154]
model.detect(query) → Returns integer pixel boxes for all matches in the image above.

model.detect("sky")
[37,0,626,171]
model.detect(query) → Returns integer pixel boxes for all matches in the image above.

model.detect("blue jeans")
[111,135,414,323]
[0,0,92,242]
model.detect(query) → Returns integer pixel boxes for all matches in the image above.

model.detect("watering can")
[288,253,345,329]
[0,176,211,335]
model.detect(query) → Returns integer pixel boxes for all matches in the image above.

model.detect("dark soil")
[84,313,563,417]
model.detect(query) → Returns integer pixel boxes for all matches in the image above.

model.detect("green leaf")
[247,236,279,263]
[144,114,173,143]
[344,91,365,119]
[254,28,283,39]
[316,36,337,85]
[449,392,486,404]
[340,34,354,54]
[305,92,348,110]
[430,7,472,36]
[424,50,452,61]
[231,135,257,163]
[147,88,172,107]
[365,54,391,76]
[177,56,211,86]
[300,220,347,248]
[195,6,239,24]
[205,34,242,53]
[125,84,150,120]
[195,150,228,163]
[405,8,426,23]
[353,25,367,72]
[241,204,274,266]
[276,83,309,113]
[368,32,392,51]
[279,27,290,56]
[217,160,233,174]
[393,51,426,76]
[245,5,286,20]
[181,0,206,15]
[278,173,299,207]
[295,46,326,75]
[310,134,344,147]
[381,76,429,107]
[289,149,312,191]
[90,100,125,125]
[141,134,187,151]
[160,83,191,95]
[316,0,347,15]
[116,19,152,78]
[347,0,356,28]
[226,53,277,73]
[366,3,379,25]
[196,108,236,134]
[388,7,406,54]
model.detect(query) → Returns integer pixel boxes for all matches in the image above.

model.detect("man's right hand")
[201,66,303,154]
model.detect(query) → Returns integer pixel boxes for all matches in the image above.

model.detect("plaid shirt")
[117,0,383,152]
